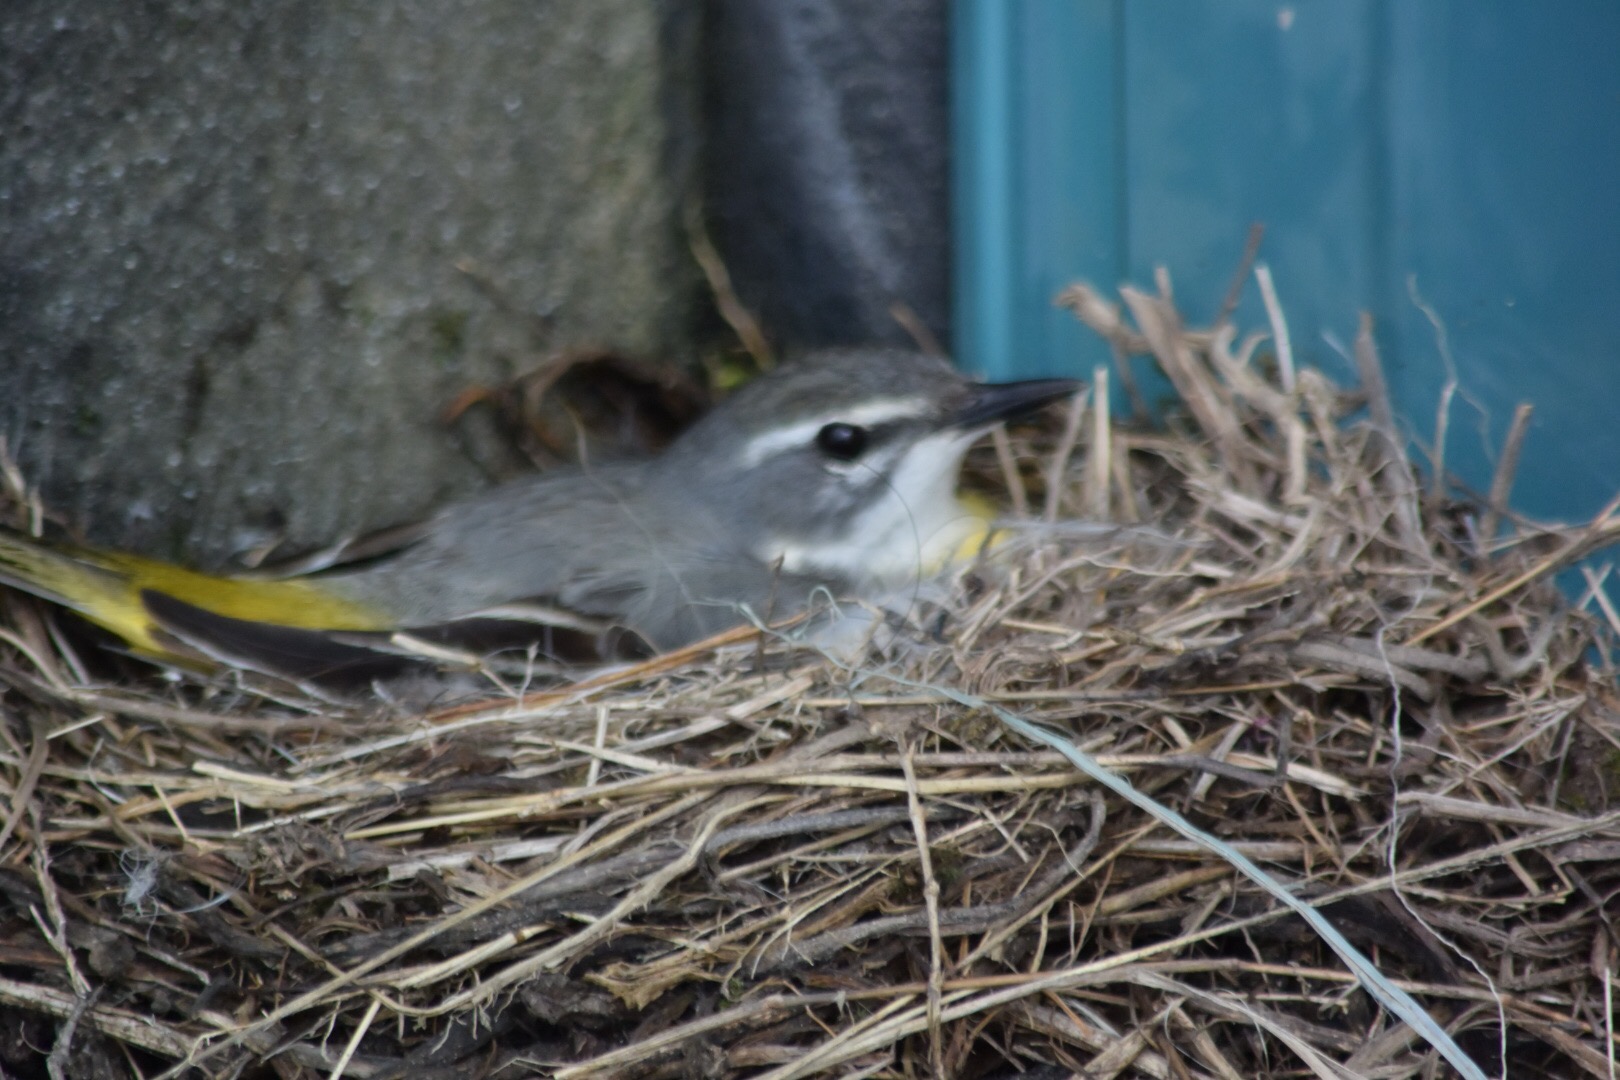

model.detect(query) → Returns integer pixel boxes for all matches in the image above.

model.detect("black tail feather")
[141,590,418,684]
[140,591,633,687]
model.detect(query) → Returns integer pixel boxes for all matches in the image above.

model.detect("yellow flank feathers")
[0,530,391,658]
[939,491,1006,568]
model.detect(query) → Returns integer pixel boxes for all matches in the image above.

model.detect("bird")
[0,349,1080,684]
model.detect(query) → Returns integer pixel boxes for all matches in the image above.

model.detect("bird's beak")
[953,377,1084,429]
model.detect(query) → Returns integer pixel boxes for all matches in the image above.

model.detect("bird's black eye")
[815,422,868,461]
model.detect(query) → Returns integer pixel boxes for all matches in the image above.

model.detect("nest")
[1,281,1617,1080]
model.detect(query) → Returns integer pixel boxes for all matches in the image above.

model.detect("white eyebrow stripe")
[736,397,932,467]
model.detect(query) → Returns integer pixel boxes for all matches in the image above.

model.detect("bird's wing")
[327,467,814,653]
[320,466,654,621]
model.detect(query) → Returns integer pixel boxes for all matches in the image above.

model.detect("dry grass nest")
[1,281,1618,1080]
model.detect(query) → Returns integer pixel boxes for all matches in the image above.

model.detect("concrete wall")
[1,1,701,563]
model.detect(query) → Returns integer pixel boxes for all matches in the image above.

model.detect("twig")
[1214,222,1266,329]
[1086,366,1111,521]
[325,997,381,1080]
[46,987,101,1080]
[1430,376,1458,500]
[686,199,773,369]
[889,302,946,357]
[1044,383,1090,522]
[898,742,946,1077]
[1253,262,1294,392]
[992,425,1027,517]
[1480,402,1534,546]
[0,716,50,856]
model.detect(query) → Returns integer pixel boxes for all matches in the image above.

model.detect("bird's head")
[655,349,1081,587]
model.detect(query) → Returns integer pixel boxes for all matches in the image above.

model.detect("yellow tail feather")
[0,529,392,658]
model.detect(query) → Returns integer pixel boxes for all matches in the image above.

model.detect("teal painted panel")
[1382,4,1620,521]
[952,0,1122,381]
[1123,2,1386,374]
[954,0,1620,521]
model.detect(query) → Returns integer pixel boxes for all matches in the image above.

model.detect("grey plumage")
[326,463,791,650]
[315,348,1080,655]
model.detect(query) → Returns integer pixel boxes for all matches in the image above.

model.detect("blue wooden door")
[954,0,1620,521]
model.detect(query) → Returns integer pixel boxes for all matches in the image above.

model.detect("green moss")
[72,404,103,437]
[429,309,470,367]
[930,845,966,890]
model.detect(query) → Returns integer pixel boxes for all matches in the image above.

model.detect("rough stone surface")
[1,1,700,563]
[704,0,949,353]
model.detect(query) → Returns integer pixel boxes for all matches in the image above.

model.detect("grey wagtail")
[0,349,1079,682]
